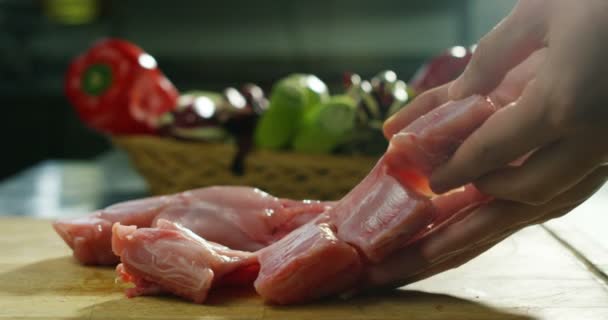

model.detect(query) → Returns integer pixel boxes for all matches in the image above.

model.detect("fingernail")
[382,117,397,139]
[385,111,397,124]
[383,114,396,129]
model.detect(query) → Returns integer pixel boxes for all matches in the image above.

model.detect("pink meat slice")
[53,186,329,265]
[385,95,498,180]
[324,94,499,265]
[254,220,363,304]
[153,187,330,252]
[115,94,501,304]
[221,94,501,303]
[377,95,498,245]
[112,219,258,304]
[57,91,508,304]
[53,195,172,265]
[328,158,434,263]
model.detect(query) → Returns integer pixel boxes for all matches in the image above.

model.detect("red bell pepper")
[65,38,179,135]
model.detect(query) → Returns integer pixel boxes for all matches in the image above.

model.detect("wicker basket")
[112,135,379,200]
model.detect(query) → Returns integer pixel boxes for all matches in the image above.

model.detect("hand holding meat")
[55,90,499,303]
[53,1,608,303]
[379,0,608,288]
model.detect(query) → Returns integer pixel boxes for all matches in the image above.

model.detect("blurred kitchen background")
[0,0,517,180]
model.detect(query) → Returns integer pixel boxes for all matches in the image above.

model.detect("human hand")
[366,165,608,289]
[376,0,608,288]
[433,0,608,200]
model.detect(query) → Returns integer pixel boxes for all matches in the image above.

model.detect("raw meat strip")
[112,219,259,304]
[328,158,434,263]
[254,220,363,304]
[326,94,498,263]
[53,195,172,265]
[153,187,330,252]
[65,92,503,304]
[253,180,486,303]
[53,186,329,265]
[255,96,500,303]
[383,51,543,181]
[385,95,498,180]
[243,183,487,304]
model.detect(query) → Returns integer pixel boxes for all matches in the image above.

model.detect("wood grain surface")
[1,217,607,320]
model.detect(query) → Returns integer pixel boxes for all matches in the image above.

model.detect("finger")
[542,164,608,213]
[449,0,548,99]
[370,166,608,289]
[430,75,562,194]
[387,198,589,288]
[365,242,428,288]
[383,83,451,139]
[489,48,546,107]
[425,165,608,260]
[532,206,576,225]
[384,48,546,141]
[418,201,534,261]
[531,166,608,225]
[368,234,506,289]
[368,200,526,288]
[399,237,505,286]
[475,136,604,205]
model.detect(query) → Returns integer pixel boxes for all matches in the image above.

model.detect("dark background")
[0,0,514,179]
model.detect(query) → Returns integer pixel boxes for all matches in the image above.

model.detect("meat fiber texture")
[253,96,495,304]
[53,186,330,265]
[384,95,497,179]
[112,219,259,303]
[55,95,498,304]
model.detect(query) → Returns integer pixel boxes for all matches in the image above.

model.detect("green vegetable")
[254,74,329,149]
[292,95,357,154]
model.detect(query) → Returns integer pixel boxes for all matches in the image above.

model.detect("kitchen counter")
[0,151,607,319]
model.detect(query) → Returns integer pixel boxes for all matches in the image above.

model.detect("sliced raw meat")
[252,96,501,302]
[53,195,172,265]
[57,90,505,305]
[112,219,258,304]
[254,221,363,304]
[385,95,498,180]
[54,186,329,265]
[154,187,329,252]
[328,159,434,263]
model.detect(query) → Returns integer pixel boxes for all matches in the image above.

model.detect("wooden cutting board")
[1,217,607,320]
